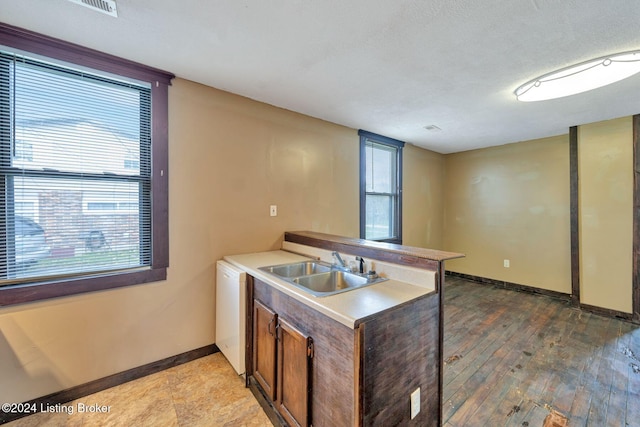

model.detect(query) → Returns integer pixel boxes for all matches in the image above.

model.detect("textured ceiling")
[1,0,639,153]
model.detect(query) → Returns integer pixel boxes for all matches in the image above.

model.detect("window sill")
[0,267,167,306]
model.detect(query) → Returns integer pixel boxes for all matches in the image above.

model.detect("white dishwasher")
[215,260,246,376]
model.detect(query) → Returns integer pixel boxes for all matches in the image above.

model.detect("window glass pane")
[365,194,394,240]
[1,176,149,282]
[365,141,396,193]
[13,60,148,175]
[360,131,403,243]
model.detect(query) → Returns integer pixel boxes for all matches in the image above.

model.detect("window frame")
[0,23,174,306]
[358,129,404,245]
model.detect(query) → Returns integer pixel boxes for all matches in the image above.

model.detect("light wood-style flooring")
[6,276,640,426]
[4,353,272,427]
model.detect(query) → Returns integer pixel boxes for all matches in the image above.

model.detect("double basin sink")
[259,260,388,297]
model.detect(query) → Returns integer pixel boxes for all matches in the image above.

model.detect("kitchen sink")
[293,270,368,293]
[259,261,387,297]
[260,261,332,277]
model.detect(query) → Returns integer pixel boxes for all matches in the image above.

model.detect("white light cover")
[515,51,640,102]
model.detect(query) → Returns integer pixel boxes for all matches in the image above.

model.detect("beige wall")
[403,144,445,249]
[169,78,360,255]
[578,118,633,313]
[0,78,442,403]
[443,135,571,293]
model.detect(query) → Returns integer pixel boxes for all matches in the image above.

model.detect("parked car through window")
[14,215,50,271]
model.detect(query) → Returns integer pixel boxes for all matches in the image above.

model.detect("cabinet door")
[253,299,277,400]
[276,318,312,427]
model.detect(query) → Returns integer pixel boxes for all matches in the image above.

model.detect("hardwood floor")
[443,276,640,427]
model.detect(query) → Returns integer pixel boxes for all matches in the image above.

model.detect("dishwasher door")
[215,260,246,376]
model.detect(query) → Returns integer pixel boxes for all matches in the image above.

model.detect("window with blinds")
[0,50,153,286]
[0,23,172,305]
[359,130,404,244]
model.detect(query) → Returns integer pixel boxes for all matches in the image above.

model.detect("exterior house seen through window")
[0,24,173,305]
[359,130,404,244]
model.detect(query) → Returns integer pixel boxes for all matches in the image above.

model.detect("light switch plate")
[270,205,277,217]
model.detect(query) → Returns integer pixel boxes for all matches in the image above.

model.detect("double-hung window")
[359,130,404,244]
[0,24,173,305]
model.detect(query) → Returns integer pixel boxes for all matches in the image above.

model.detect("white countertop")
[223,250,436,328]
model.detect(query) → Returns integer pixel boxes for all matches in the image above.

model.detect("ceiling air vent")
[67,0,118,17]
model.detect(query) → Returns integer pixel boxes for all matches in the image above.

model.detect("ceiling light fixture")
[515,50,640,102]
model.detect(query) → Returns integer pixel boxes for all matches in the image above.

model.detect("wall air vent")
[67,0,118,17]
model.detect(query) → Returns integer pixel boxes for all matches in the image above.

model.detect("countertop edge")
[285,231,465,262]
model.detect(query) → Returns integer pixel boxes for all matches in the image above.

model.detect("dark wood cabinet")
[276,318,311,427]
[252,297,312,427]
[248,275,441,427]
[253,300,277,401]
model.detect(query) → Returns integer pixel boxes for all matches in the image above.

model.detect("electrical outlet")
[504,259,510,268]
[270,205,277,217]
[410,387,420,419]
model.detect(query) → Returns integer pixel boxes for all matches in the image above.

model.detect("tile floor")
[5,353,273,427]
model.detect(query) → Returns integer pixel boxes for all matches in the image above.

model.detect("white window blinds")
[0,49,153,285]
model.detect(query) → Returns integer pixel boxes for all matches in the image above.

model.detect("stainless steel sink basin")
[259,261,388,297]
[292,270,366,292]
[260,261,331,277]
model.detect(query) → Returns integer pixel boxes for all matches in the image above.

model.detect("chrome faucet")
[331,251,349,271]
